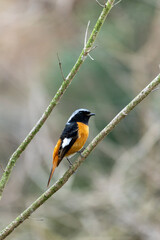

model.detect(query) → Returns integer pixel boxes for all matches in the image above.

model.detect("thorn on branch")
[113,0,122,7]
[83,21,97,61]
[122,111,127,116]
[0,164,5,172]
[88,53,94,61]
[57,53,66,81]
[90,45,98,52]
[88,46,98,60]
[151,86,159,92]
[83,46,97,61]
[30,217,44,222]
[84,20,90,49]
[96,0,105,8]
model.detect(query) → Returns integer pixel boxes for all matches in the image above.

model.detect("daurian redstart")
[47,108,95,186]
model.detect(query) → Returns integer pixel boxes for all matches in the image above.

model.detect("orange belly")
[66,122,89,156]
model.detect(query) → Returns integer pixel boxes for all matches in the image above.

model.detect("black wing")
[58,122,78,163]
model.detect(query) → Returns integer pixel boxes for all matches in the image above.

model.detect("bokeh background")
[0,0,160,239]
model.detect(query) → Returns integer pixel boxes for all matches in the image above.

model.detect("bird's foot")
[77,147,85,157]
[66,157,73,167]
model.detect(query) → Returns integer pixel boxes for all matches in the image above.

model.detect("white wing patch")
[62,137,72,148]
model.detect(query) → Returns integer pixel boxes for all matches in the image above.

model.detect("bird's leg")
[66,157,77,174]
[66,157,73,167]
[77,147,86,157]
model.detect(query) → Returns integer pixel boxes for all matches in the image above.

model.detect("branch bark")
[0,73,159,240]
[0,0,115,199]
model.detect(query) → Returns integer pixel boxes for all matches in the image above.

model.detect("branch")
[0,73,159,240]
[0,0,115,199]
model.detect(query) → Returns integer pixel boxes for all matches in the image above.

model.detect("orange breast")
[66,122,89,156]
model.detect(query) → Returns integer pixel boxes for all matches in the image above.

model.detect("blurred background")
[0,0,160,239]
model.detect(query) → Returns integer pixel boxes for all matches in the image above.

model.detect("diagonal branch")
[0,73,159,240]
[0,0,115,199]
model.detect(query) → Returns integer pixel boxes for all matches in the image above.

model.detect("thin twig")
[30,217,44,222]
[57,53,66,81]
[113,0,122,7]
[0,73,159,240]
[84,20,90,49]
[88,53,94,61]
[151,86,159,92]
[88,46,98,60]
[84,21,96,60]
[96,0,105,8]
[89,45,98,52]
[0,164,5,173]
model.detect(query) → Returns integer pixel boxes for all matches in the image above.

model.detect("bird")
[47,108,95,187]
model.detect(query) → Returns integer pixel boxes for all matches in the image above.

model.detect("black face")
[68,109,95,125]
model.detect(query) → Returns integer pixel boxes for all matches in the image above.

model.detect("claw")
[66,157,73,167]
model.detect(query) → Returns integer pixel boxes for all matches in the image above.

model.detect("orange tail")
[47,156,59,187]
